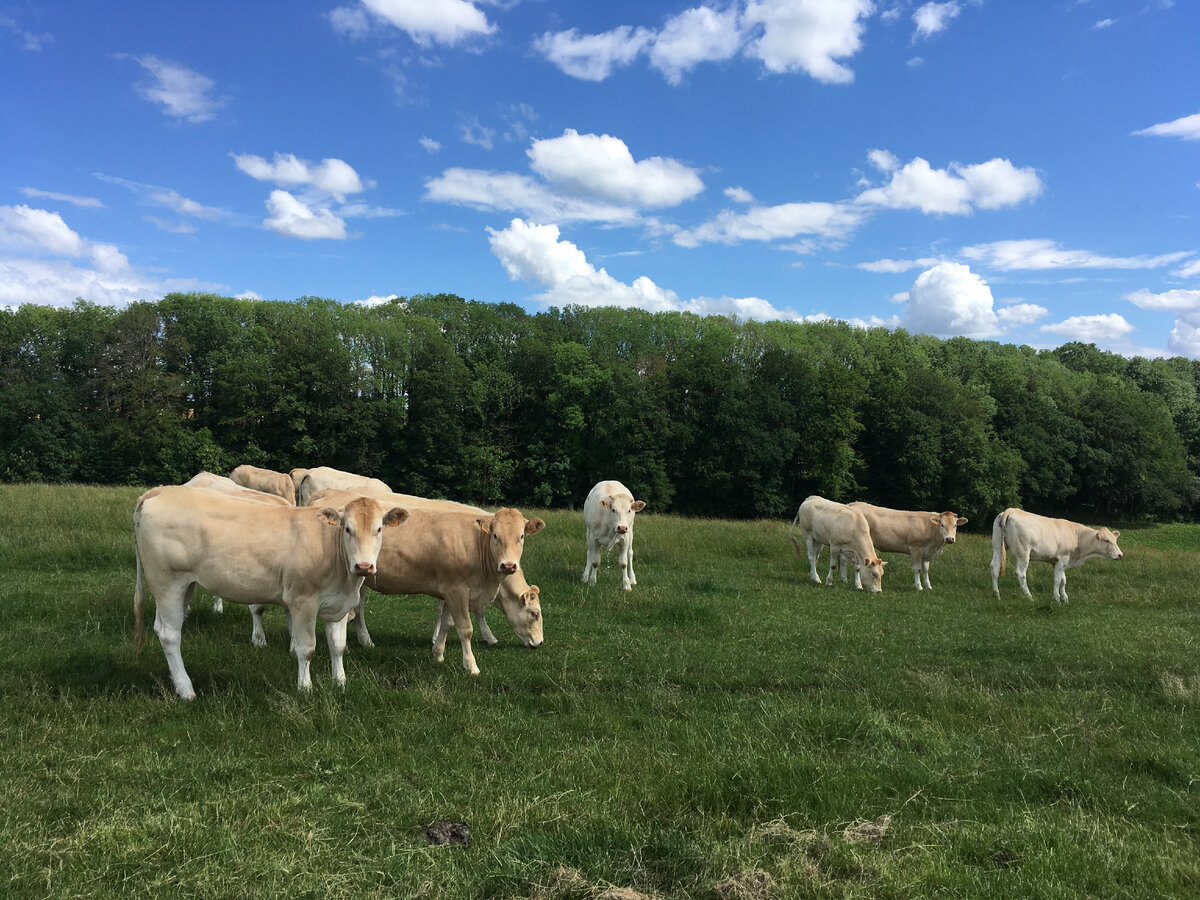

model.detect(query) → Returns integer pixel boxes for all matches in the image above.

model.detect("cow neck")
[321,509,357,590]
[477,520,495,582]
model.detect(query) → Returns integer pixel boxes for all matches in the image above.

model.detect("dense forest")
[2,292,1198,524]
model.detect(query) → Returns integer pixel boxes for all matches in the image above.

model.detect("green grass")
[1,483,1198,898]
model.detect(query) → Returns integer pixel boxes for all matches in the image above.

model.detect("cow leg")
[1014,553,1033,600]
[211,595,224,614]
[443,590,479,675]
[921,560,933,591]
[249,603,268,648]
[824,545,839,587]
[804,536,822,584]
[1053,558,1069,603]
[475,606,499,645]
[582,538,600,586]
[152,582,196,700]
[353,584,374,648]
[182,582,195,616]
[846,551,863,590]
[618,536,634,591]
[289,605,318,692]
[432,599,451,660]
[325,614,350,686]
[626,532,637,586]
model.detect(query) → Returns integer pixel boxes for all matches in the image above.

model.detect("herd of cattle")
[130,464,1124,699]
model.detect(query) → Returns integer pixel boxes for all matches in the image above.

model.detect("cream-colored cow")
[229,464,296,505]
[296,466,391,506]
[582,480,646,591]
[133,485,406,698]
[790,495,886,593]
[837,502,967,591]
[991,508,1123,603]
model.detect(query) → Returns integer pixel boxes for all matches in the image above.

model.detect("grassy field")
[1,483,1198,899]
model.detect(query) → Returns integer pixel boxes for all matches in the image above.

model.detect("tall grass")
[0,484,1197,898]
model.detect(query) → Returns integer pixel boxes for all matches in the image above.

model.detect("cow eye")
[345,526,352,535]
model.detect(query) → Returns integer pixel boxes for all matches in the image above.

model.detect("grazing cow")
[789,495,887,593]
[296,466,391,506]
[991,508,1123,603]
[229,464,296,505]
[254,488,544,652]
[581,480,646,591]
[183,472,292,613]
[837,503,967,591]
[133,485,407,698]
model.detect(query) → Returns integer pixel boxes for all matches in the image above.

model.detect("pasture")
[1,483,1198,899]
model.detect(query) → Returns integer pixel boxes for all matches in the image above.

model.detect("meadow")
[1,483,1197,899]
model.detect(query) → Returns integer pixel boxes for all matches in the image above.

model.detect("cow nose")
[353,562,375,575]
[1116,552,1123,559]
[946,536,955,544]
[527,637,543,648]
[499,561,518,574]
[616,525,628,534]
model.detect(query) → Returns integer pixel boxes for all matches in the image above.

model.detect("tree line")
[2,292,1197,525]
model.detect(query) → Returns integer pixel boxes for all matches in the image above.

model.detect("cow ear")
[599,498,611,510]
[878,559,888,567]
[1112,530,1120,540]
[631,500,646,512]
[525,517,546,535]
[384,507,408,527]
[523,585,540,605]
[929,514,941,524]
[957,517,968,526]
[317,507,340,526]
[476,517,492,535]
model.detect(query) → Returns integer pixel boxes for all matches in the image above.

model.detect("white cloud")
[231,153,367,202]
[488,217,805,320]
[94,173,231,222]
[856,256,941,273]
[19,188,104,209]
[355,294,406,307]
[0,13,52,50]
[459,117,496,150]
[996,302,1049,326]
[867,148,901,172]
[1132,111,1200,141]
[1040,313,1135,342]
[235,290,263,300]
[332,0,496,46]
[1124,290,1200,356]
[674,201,866,247]
[1175,259,1200,278]
[145,217,197,234]
[903,262,1002,338]
[648,5,744,84]
[724,186,755,203]
[0,205,86,256]
[128,55,225,123]
[419,136,442,153]
[856,155,1043,215]
[533,26,654,81]
[907,55,924,66]
[742,0,873,83]
[1093,17,1115,28]
[962,239,1190,270]
[527,129,704,208]
[263,190,349,240]
[424,168,638,223]
[912,2,960,40]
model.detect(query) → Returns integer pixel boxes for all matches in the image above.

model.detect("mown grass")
[0,483,1197,898]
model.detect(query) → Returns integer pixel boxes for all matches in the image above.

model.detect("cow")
[289,468,309,497]
[990,508,1123,603]
[251,488,545,653]
[789,495,887,593]
[296,466,391,506]
[132,485,407,699]
[581,480,646,591]
[229,464,296,505]
[836,503,967,591]
[182,472,292,613]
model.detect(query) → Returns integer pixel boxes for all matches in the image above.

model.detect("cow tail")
[992,511,1008,577]
[789,506,805,557]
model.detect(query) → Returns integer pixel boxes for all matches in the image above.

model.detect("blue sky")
[2,0,1198,356]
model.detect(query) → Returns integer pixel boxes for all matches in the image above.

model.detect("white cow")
[133,485,407,698]
[581,480,646,591]
[991,508,1123,603]
[790,495,887,593]
[838,502,967,591]
[229,464,296,505]
[296,466,392,506]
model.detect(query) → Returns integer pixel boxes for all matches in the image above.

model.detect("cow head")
[856,556,887,593]
[495,578,544,648]
[930,511,968,544]
[319,497,408,577]
[600,493,646,536]
[1095,527,1123,560]
[478,508,546,575]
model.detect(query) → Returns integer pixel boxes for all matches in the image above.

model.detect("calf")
[790,495,886,593]
[838,502,967,591]
[133,485,406,698]
[991,508,1123,603]
[581,480,646,591]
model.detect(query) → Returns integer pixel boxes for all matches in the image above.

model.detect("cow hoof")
[483,636,499,646]
[623,585,632,592]
[252,634,267,649]
[359,638,375,649]
[466,666,481,676]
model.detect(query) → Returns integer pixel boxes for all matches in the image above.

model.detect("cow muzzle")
[524,636,543,648]
[499,561,518,575]
[353,562,376,576]
[616,525,628,534]
[945,536,956,544]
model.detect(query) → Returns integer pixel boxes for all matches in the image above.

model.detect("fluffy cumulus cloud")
[674,201,866,247]
[126,55,225,123]
[232,153,366,202]
[912,2,960,40]
[263,190,348,240]
[901,262,1002,338]
[0,204,221,307]
[962,239,1190,271]
[426,130,703,224]
[995,302,1049,326]
[1125,288,1200,357]
[535,0,872,85]
[1040,313,1135,343]
[487,218,805,320]
[857,155,1043,215]
[330,0,496,46]
[1132,111,1200,141]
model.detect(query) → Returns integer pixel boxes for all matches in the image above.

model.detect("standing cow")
[229,464,296,505]
[991,508,1123,603]
[581,480,646,591]
[837,502,967,591]
[790,495,887,593]
[133,485,407,698]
